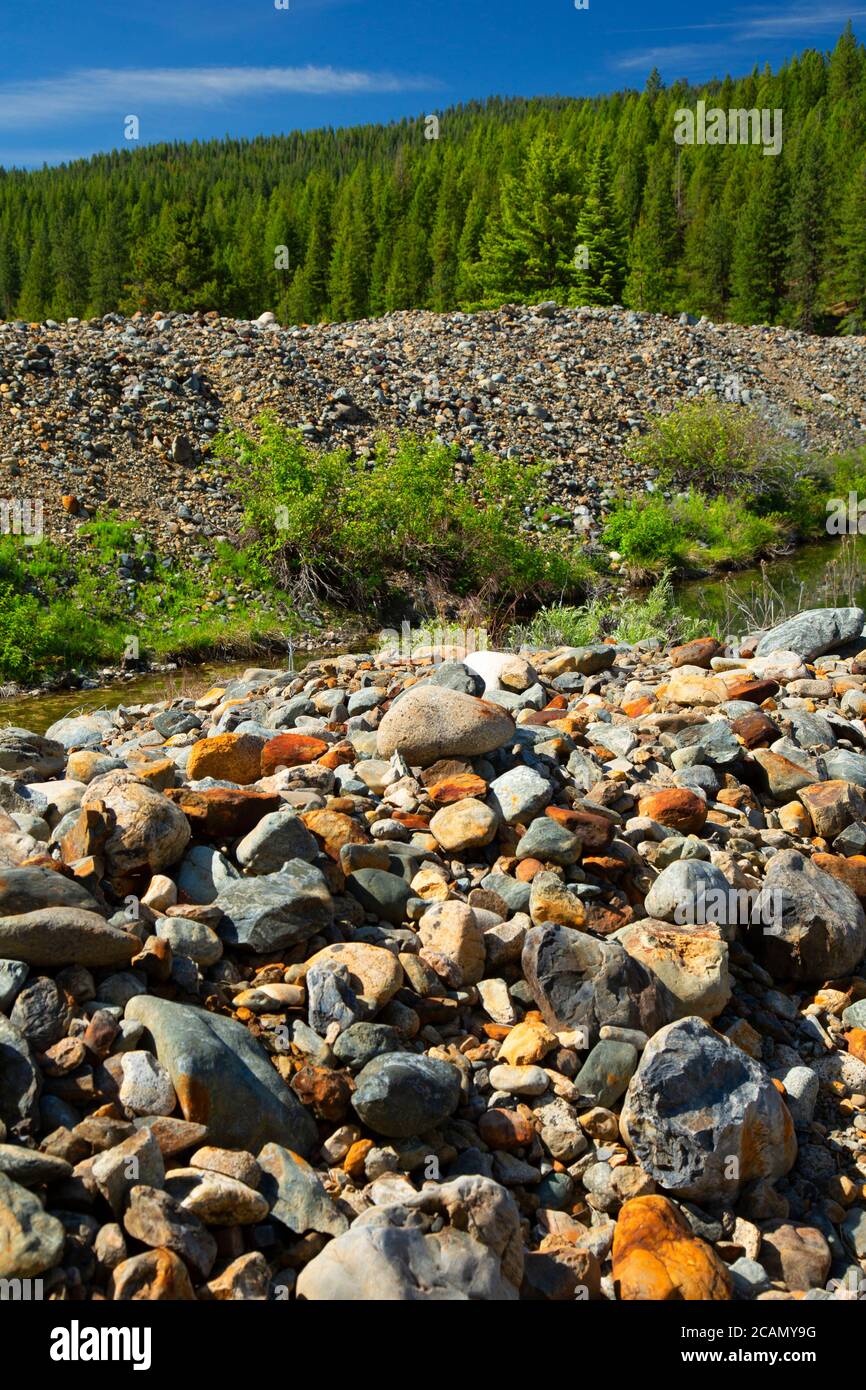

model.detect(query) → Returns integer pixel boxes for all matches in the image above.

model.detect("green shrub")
[629,399,808,509]
[511,572,709,648]
[215,418,591,608]
[601,489,787,575]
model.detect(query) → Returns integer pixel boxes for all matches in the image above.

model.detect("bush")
[215,418,591,609]
[601,489,787,575]
[629,399,809,510]
[511,572,709,648]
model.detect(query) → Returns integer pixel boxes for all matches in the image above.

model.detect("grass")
[0,524,297,686]
[600,399,866,579]
[510,572,710,649]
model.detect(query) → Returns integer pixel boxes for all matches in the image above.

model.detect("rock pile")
[1,604,866,1300]
[2,305,865,558]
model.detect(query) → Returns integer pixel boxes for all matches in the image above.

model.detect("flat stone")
[258,1142,349,1237]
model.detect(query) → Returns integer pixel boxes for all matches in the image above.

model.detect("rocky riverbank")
[1,607,866,1300]
[3,304,866,556]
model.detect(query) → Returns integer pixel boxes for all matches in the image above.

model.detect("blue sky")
[0,1,862,168]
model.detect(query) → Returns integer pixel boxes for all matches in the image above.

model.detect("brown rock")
[261,733,329,776]
[669,638,722,669]
[813,853,866,899]
[109,1247,196,1300]
[798,781,866,840]
[301,808,369,860]
[165,787,281,839]
[612,1194,733,1300]
[429,798,498,852]
[428,772,488,804]
[759,1220,832,1291]
[637,788,708,835]
[186,733,264,785]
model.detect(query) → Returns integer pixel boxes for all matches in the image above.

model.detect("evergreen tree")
[478,131,580,302]
[124,204,219,312]
[570,150,627,305]
[786,123,827,331]
[624,148,679,312]
[729,160,788,323]
[839,151,866,331]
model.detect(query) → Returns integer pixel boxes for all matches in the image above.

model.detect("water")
[675,534,866,633]
[6,536,866,732]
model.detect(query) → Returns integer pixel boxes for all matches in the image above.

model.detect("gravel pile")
[2,304,865,555]
[1,606,866,1299]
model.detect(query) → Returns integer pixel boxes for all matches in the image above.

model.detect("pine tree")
[786,123,827,332]
[623,148,679,312]
[570,150,627,306]
[478,131,580,303]
[839,152,866,332]
[729,160,788,323]
[124,204,219,312]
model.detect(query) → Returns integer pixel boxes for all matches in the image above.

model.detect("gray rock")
[644,859,733,927]
[376,686,514,766]
[155,916,222,967]
[123,1184,216,1280]
[0,958,28,1011]
[346,868,412,925]
[216,859,333,952]
[0,1143,71,1186]
[0,867,98,916]
[751,849,866,982]
[0,728,66,779]
[0,1013,40,1137]
[352,1052,461,1138]
[754,607,864,661]
[235,810,318,874]
[45,711,116,751]
[574,1040,638,1107]
[0,908,137,969]
[515,817,580,865]
[176,844,240,904]
[487,766,551,824]
[126,995,318,1156]
[11,976,68,1051]
[522,923,671,1047]
[296,1175,523,1300]
[621,1016,796,1202]
[332,1023,403,1072]
[0,1171,65,1277]
[425,661,484,696]
[258,1142,349,1237]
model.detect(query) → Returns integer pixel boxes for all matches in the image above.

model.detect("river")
[5,536,866,736]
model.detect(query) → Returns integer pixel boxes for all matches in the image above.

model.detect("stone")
[752,849,866,982]
[637,789,708,835]
[296,1175,522,1300]
[497,1019,557,1066]
[0,1014,40,1136]
[0,728,65,780]
[0,908,136,968]
[643,859,734,931]
[346,868,412,925]
[515,817,580,866]
[187,732,264,784]
[464,650,538,692]
[303,942,403,1014]
[119,1051,176,1117]
[163,1169,268,1225]
[126,996,318,1156]
[91,1128,166,1215]
[216,860,333,952]
[260,733,328,775]
[258,1143,349,1237]
[798,781,866,839]
[617,921,731,1021]
[201,1251,270,1300]
[523,924,671,1047]
[0,866,97,916]
[620,1017,796,1202]
[574,1040,638,1107]
[109,1248,195,1300]
[123,1184,216,1280]
[612,1195,733,1300]
[376,686,515,766]
[176,844,240,904]
[301,808,369,859]
[166,787,281,839]
[352,1052,462,1137]
[529,871,586,929]
[418,901,486,986]
[0,1143,71,1187]
[81,773,190,877]
[488,1063,549,1096]
[488,766,551,824]
[0,1171,65,1277]
[759,1221,832,1290]
[754,607,864,662]
[429,798,499,852]
[235,810,318,873]
[155,916,223,966]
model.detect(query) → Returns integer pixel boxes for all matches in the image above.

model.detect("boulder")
[376,686,515,766]
[751,849,866,982]
[620,1016,796,1202]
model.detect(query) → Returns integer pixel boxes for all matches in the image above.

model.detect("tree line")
[1,24,865,333]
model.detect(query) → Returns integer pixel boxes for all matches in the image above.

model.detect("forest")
[1,24,865,333]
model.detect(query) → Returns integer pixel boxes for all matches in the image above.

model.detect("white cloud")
[0,65,435,130]
[612,45,724,73]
